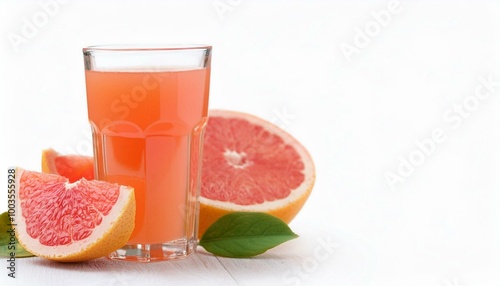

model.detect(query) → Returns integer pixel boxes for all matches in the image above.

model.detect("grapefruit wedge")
[199,110,315,235]
[42,148,94,183]
[15,168,135,262]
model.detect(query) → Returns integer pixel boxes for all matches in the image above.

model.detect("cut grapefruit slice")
[42,148,94,183]
[199,110,315,235]
[15,168,135,262]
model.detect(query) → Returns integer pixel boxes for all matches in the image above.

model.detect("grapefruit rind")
[198,110,315,235]
[41,148,58,174]
[14,168,136,262]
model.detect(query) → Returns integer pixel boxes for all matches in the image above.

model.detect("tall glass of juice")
[82,45,211,262]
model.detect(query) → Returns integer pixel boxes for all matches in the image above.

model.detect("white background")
[1,0,500,285]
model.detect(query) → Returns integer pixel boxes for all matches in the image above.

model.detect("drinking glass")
[83,45,211,262]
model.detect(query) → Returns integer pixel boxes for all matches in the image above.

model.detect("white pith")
[223,149,252,169]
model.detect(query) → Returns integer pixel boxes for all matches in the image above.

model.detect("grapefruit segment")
[42,148,94,183]
[15,168,135,262]
[199,110,315,235]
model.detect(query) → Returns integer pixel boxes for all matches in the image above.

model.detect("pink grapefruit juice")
[85,68,210,244]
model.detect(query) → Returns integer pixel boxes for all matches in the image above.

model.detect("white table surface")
[1,0,500,285]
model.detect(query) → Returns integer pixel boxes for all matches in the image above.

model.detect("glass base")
[108,238,197,262]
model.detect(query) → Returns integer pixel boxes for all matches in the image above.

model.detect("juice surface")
[85,69,210,244]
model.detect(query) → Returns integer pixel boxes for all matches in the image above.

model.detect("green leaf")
[199,212,298,258]
[0,211,34,258]
[0,212,11,245]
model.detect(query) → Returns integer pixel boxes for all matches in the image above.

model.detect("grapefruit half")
[199,110,315,235]
[42,148,94,183]
[15,168,135,262]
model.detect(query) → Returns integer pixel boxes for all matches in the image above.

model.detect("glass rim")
[83,44,212,53]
